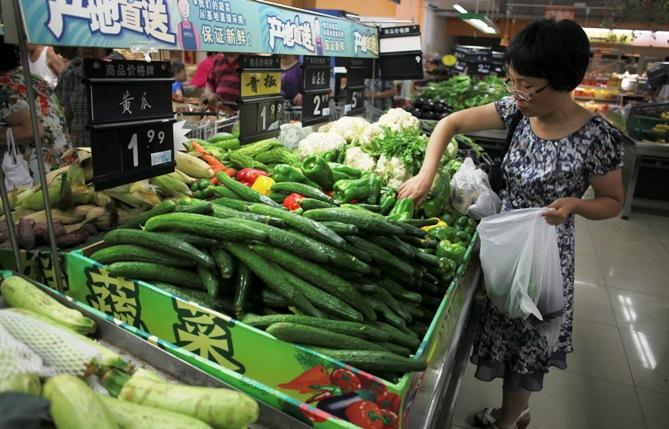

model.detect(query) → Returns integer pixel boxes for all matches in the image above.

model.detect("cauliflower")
[344,147,376,173]
[377,108,420,131]
[297,132,347,159]
[358,123,385,153]
[279,123,313,150]
[326,116,370,142]
[375,154,411,189]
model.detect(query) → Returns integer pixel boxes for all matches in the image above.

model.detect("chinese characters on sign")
[241,72,282,98]
[267,15,314,52]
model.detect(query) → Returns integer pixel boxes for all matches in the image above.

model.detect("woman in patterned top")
[399,20,624,429]
[1,39,71,180]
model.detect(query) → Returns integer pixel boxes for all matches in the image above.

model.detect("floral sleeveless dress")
[470,96,624,392]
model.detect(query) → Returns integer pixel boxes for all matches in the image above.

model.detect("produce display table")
[622,140,669,219]
[464,130,508,159]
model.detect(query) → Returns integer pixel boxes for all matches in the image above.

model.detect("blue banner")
[12,0,378,58]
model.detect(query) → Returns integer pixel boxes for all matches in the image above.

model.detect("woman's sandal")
[473,407,531,429]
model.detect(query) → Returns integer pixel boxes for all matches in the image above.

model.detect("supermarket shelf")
[573,96,621,103]
[623,140,669,219]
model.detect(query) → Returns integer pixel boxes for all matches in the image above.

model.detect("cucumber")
[241,314,389,341]
[212,197,249,211]
[153,282,233,313]
[197,264,220,299]
[278,268,363,321]
[365,285,411,322]
[90,245,195,268]
[216,172,281,207]
[270,182,337,204]
[107,262,202,290]
[300,198,335,210]
[377,277,422,304]
[326,267,363,280]
[223,242,318,316]
[320,222,359,236]
[249,244,375,321]
[104,229,215,268]
[396,301,424,319]
[421,295,443,309]
[175,202,213,215]
[380,342,412,356]
[233,263,253,315]
[407,321,429,339]
[415,251,439,266]
[423,271,439,285]
[309,348,426,373]
[211,247,235,279]
[401,236,429,248]
[211,185,238,199]
[370,321,420,349]
[368,235,418,259]
[303,208,405,236]
[267,191,289,203]
[158,232,218,248]
[421,281,439,295]
[356,204,382,213]
[211,204,285,227]
[345,236,414,276]
[266,322,386,351]
[247,203,346,247]
[144,213,269,242]
[404,218,439,227]
[118,200,176,229]
[261,289,290,307]
[340,242,373,264]
[367,297,406,329]
[390,221,427,238]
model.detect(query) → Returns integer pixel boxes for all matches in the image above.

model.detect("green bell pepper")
[365,173,382,205]
[441,212,455,226]
[302,155,334,190]
[271,164,321,188]
[418,167,451,219]
[328,163,362,182]
[323,148,343,163]
[436,240,466,264]
[379,187,397,215]
[435,225,457,241]
[387,198,415,221]
[456,215,474,229]
[438,257,457,275]
[333,177,371,203]
[455,230,471,244]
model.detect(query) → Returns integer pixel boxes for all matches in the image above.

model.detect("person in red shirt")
[205,53,240,114]
[190,52,215,88]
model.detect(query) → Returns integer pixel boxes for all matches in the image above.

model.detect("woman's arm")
[398,102,505,202]
[46,47,66,76]
[543,169,623,225]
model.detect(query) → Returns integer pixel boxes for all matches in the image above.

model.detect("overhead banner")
[10,0,378,58]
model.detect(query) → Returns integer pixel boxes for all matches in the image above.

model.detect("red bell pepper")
[236,168,268,186]
[283,193,305,211]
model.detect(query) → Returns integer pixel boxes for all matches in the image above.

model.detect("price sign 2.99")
[302,92,331,126]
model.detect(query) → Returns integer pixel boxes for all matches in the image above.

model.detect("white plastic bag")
[2,128,33,191]
[451,157,500,218]
[477,208,563,322]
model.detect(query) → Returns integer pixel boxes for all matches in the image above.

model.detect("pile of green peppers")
[426,214,477,280]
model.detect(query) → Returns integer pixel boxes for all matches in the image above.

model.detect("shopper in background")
[399,19,624,429]
[281,55,302,106]
[1,40,70,180]
[171,60,187,103]
[27,44,65,89]
[365,78,396,112]
[205,53,240,115]
[190,52,215,88]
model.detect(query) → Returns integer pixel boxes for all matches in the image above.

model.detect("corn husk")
[22,205,103,226]
[15,174,63,211]
[59,164,94,210]
[169,169,196,185]
[93,191,114,208]
[175,151,213,178]
[104,181,161,209]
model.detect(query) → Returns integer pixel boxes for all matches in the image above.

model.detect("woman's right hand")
[398,172,433,205]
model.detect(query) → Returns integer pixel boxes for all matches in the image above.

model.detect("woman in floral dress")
[399,20,624,429]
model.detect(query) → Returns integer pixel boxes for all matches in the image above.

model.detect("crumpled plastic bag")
[451,158,500,218]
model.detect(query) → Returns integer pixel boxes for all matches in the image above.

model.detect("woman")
[399,20,624,429]
[171,60,187,103]
[280,55,302,106]
[1,40,71,181]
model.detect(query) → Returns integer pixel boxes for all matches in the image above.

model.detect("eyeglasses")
[503,78,550,102]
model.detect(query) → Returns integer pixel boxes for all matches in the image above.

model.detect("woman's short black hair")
[505,19,590,92]
[171,60,185,75]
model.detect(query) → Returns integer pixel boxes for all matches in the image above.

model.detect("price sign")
[345,58,369,117]
[84,59,175,191]
[303,56,331,92]
[238,55,283,143]
[240,71,282,98]
[476,62,491,75]
[302,92,331,126]
[91,120,175,190]
[379,25,424,80]
[345,88,364,116]
[239,96,283,144]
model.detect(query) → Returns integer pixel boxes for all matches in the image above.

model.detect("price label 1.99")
[302,91,331,126]
[239,96,284,144]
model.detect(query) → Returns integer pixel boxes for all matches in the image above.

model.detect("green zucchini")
[266,322,386,351]
[370,321,420,348]
[303,208,405,236]
[104,229,214,268]
[270,182,337,204]
[249,244,375,321]
[247,203,346,247]
[241,314,389,341]
[233,263,253,315]
[153,282,233,313]
[144,213,269,242]
[211,247,235,279]
[107,262,202,290]
[117,200,176,229]
[216,172,281,207]
[300,198,336,210]
[212,197,249,211]
[309,348,426,373]
[320,221,359,236]
[345,236,414,276]
[90,245,194,268]
[197,264,220,299]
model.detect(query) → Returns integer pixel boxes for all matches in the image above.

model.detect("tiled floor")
[450,212,669,429]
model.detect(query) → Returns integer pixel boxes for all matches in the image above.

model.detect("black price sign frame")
[345,58,369,117]
[238,55,283,143]
[378,25,424,80]
[301,56,332,126]
[84,59,175,191]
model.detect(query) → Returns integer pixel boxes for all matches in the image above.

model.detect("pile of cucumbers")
[91,172,475,377]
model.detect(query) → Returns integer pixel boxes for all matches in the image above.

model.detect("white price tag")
[151,150,172,166]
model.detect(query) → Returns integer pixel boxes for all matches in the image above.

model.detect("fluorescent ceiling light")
[453,4,468,13]
[459,13,499,34]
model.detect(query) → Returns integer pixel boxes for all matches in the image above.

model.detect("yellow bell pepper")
[422,220,447,232]
[251,175,275,195]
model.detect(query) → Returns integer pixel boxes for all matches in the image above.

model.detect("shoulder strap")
[504,110,523,150]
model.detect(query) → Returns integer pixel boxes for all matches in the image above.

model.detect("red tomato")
[345,400,384,429]
[380,409,399,429]
[330,369,362,393]
[376,391,401,412]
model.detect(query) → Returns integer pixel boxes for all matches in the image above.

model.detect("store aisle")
[451,213,669,429]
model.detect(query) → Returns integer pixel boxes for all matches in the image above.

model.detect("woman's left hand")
[542,198,579,225]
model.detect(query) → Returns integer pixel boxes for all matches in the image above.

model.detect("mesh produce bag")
[0,310,101,377]
[0,323,44,394]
